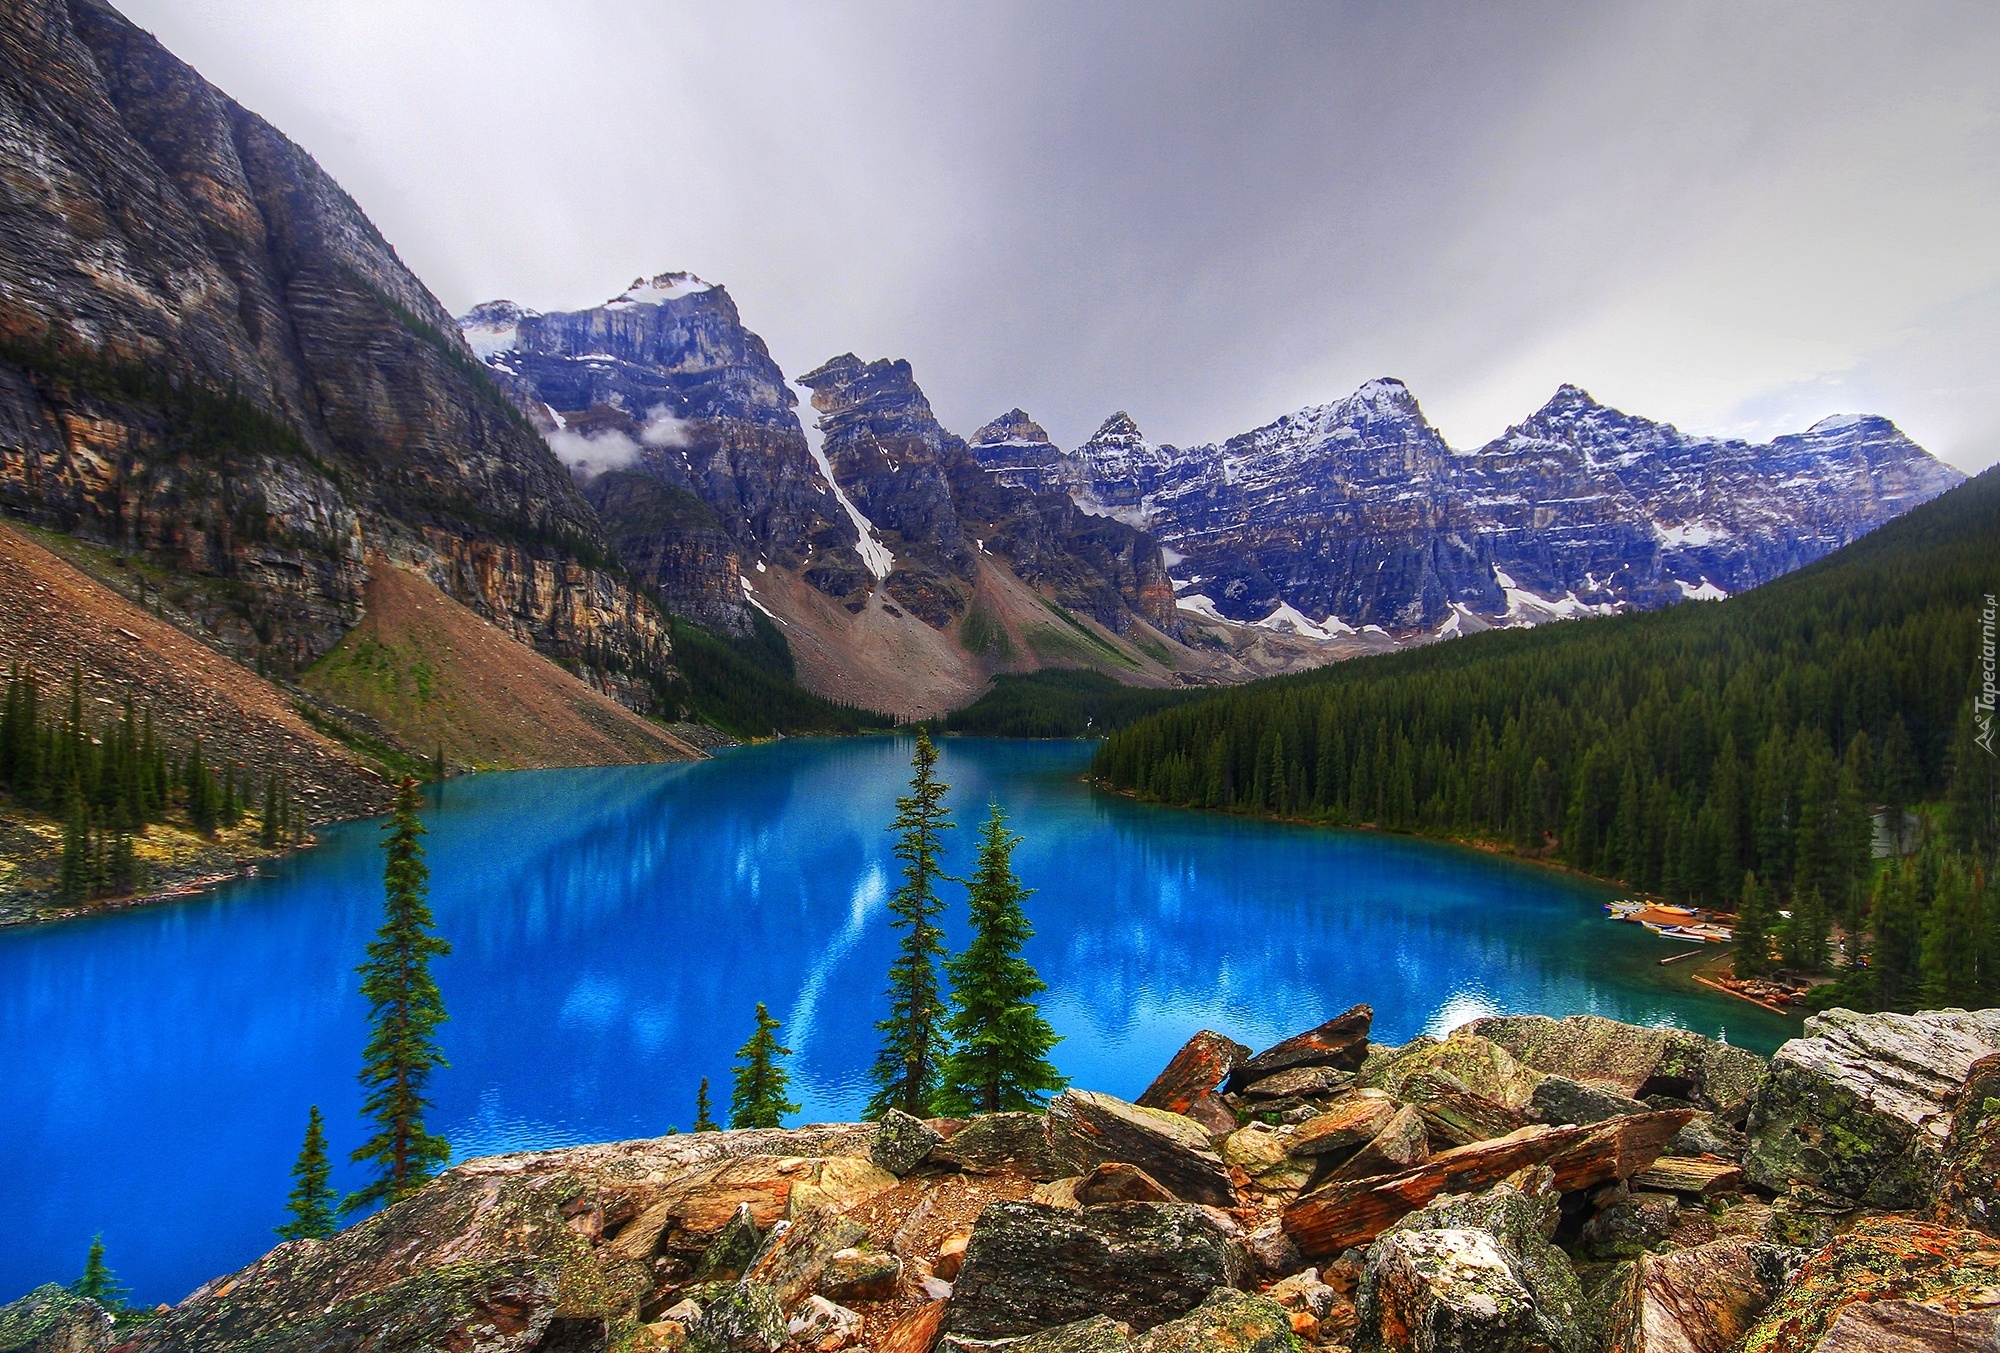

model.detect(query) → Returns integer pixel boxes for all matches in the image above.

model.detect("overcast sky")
[123,1,1999,471]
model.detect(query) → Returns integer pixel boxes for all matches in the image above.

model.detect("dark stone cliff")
[0,0,673,706]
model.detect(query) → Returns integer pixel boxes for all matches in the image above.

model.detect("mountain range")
[463,278,1962,695]
[0,0,1967,742]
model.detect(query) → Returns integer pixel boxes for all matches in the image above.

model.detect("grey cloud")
[121,0,2000,470]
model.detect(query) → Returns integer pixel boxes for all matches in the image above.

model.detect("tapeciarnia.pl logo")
[1977,592,1997,756]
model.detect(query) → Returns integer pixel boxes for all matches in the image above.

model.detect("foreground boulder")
[1743,1008,2000,1207]
[945,1200,1247,1338]
[1138,1031,1252,1115]
[1736,1217,2000,1353]
[1226,1006,1373,1092]
[1284,1110,1691,1256]
[1467,1014,1766,1114]
[1359,1031,1545,1110]
[1934,1052,2000,1235]
[1130,1289,1296,1353]
[1046,1091,1236,1206]
[1597,1236,1794,1353]
[1358,1167,1586,1353]
[120,1131,894,1352]
[934,1112,1077,1181]
[0,1285,116,1353]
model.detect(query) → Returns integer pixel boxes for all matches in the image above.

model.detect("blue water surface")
[0,736,1797,1305]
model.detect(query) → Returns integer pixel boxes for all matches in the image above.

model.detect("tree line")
[1,664,305,901]
[1092,468,2000,1010]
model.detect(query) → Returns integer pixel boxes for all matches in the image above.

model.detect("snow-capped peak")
[455,300,538,359]
[605,272,714,308]
[1804,413,1879,435]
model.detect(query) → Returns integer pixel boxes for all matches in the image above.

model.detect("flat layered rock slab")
[1226,1005,1372,1092]
[1046,1091,1236,1206]
[1467,1014,1766,1113]
[1287,1090,1399,1159]
[1631,1156,1746,1199]
[1283,1110,1692,1256]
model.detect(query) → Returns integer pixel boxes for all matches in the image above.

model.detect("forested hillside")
[1094,465,2000,1006]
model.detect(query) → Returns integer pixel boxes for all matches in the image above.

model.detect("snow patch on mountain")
[606,272,713,308]
[792,381,893,580]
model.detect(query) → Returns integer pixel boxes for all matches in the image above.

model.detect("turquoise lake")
[0,736,1798,1305]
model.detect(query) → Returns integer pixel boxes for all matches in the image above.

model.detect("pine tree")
[729,1002,798,1129]
[1732,871,1774,977]
[278,1106,337,1240]
[261,773,283,848]
[868,731,954,1118]
[1784,887,1830,972]
[937,804,1066,1114]
[59,790,91,901]
[70,1234,128,1309]
[1870,861,1924,1009]
[344,777,452,1215]
[693,1076,717,1132]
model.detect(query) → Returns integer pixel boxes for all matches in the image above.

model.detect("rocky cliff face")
[1063,381,1963,635]
[465,283,1178,645]
[801,356,1178,635]
[0,0,673,707]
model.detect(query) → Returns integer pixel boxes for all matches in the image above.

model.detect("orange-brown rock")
[1602,1237,1788,1353]
[1137,1030,1252,1114]
[877,1299,948,1353]
[1282,1110,1692,1256]
[1286,1091,1399,1159]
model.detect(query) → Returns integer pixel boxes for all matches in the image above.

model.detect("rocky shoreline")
[8,1002,1997,1353]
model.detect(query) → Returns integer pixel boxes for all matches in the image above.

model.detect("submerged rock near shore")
[11,1004,2000,1353]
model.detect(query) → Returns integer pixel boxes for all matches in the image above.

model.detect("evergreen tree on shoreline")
[938,804,1066,1114]
[729,1003,798,1129]
[71,1234,128,1310]
[1732,871,1773,977]
[868,732,954,1119]
[344,777,452,1215]
[693,1076,717,1132]
[278,1106,337,1240]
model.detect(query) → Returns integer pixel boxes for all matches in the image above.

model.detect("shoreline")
[1085,773,1806,1021]
[0,835,324,932]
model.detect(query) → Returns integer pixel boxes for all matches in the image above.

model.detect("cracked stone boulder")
[952,1314,1136,1353]
[1736,1217,2000,1353]
[1358,1031,1545,1110]
[945,1200,1248,1338]
[0,1285,116,1353]
[1139,1031,1253,1115]
[1222,1123,1315,1194]
[1130,1288,1297,1353]
[1046,1090,1237,1206]
[1743,1007,2000,1208]
[1528,1076,1653,1128]
[872,1110,943,1178]
[1597,1237,1796,1353]
[1934,1052,2000,1236]
[1358,1167,1586,1353]
[1227,1005,1373,1092]
[688,1282,788,1353]
[934,1112,1077,1181]
[1467,1014,1766,1114]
